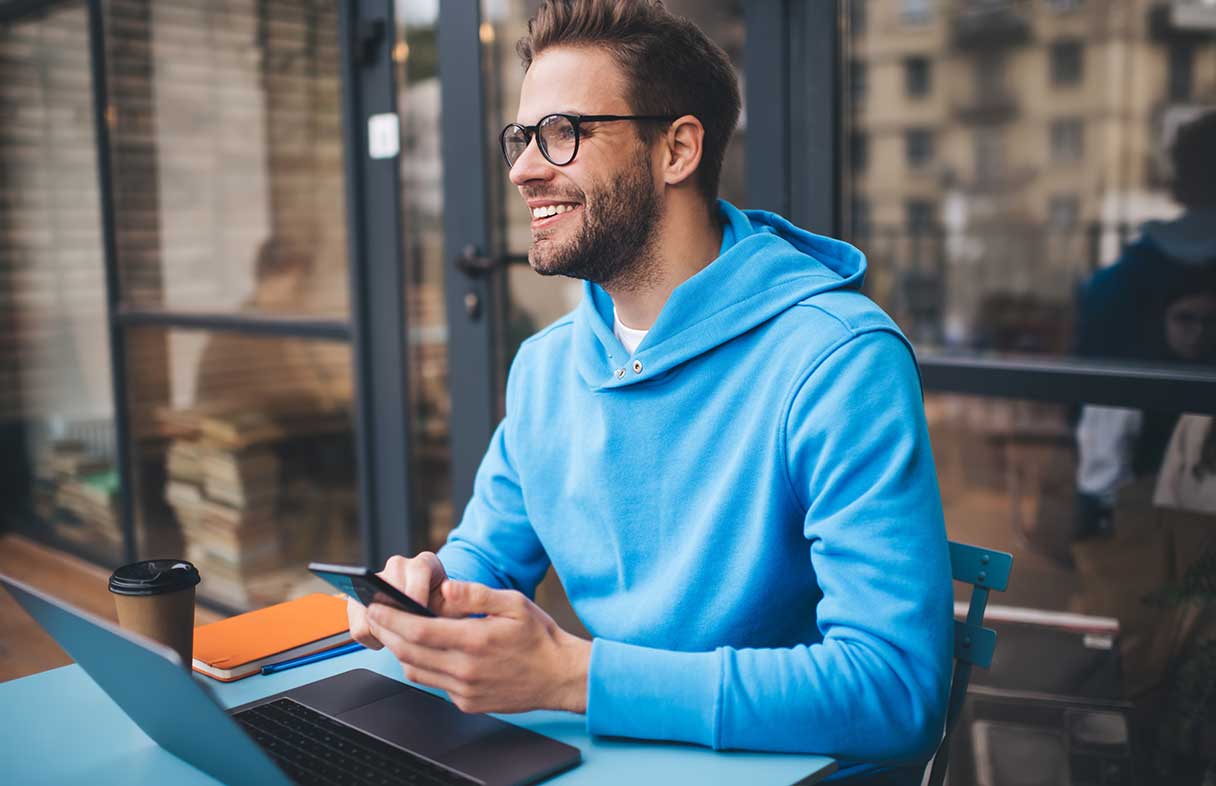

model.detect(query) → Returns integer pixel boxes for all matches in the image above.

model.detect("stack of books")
[159,400,355,611]
[34,440,122,552]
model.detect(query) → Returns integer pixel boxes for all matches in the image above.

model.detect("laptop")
[2,572,581,786]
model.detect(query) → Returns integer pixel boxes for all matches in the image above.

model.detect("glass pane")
[483,1,748,391]
[394,2,452,551]
[842,0,1216,375]
[129,327,358,612]
[929,391,1216,779]
[0,3,122,565]
[105,0,350,317]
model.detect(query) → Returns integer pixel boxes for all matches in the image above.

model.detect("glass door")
[0,1,120,565]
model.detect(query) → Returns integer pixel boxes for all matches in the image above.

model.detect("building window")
[1045,0,1084,11]
[849,0,867,35]
[905,128,935,168]
[975,53,1006,98]
[1048,194,1080,229]
[851,196,872,237]
[974,128,1005,184]
[904,56,932,98]
[1169,44,1194,102]
[906,199,937,233]
[851,131,868,172]
[850,59,868,106]
[902,0,933,25]
[1050,118,1084,163]
[1050,40,1084,86]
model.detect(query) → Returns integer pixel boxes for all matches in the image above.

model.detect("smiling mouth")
[529,203,582,228]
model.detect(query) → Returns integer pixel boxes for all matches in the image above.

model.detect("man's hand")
[365,580,591,715]
[347,552,447,651]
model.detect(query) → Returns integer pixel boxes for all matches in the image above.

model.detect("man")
[350,0,952,778]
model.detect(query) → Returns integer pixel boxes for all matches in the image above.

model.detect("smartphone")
[308,562,437,618]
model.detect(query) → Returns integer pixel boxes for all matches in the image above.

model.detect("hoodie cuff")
[586,638,721,748]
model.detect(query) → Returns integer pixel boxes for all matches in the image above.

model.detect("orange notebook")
[192,593,352,682]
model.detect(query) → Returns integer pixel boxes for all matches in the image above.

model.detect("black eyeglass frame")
[499,113,679,168]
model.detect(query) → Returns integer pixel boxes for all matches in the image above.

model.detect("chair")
[923,540,1013,786]
[830,541,1014,786]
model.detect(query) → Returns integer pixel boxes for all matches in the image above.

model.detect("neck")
[607,197,721,330]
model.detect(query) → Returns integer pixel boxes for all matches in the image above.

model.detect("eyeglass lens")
[503,115,578,167]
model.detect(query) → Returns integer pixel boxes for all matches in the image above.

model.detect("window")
[850,131,868,172]
[1169,44,1194,102]
[906,128,935,168]
[975,53,1006,98]
[902,0,933,25]
[904,56,932,98]
[1048,194,1080,229]
[906,199,937,232]
[1050,118,1084,163]
[1045,0,1084,11]
[1050,40,1084,87]
[850,59,868,105]
[974,128,1005,184]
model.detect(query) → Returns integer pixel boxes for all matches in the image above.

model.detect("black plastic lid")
[108,560,200,596]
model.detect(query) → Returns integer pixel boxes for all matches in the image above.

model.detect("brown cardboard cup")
[108,560,201,668]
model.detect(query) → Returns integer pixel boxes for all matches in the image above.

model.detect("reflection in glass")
[842,0,1216,363]
[845,3,1216,778]
[106,0,350,317]
[0,4,121,564]
[131,328,358,611]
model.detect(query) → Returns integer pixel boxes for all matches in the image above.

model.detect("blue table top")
[0,646,836,785]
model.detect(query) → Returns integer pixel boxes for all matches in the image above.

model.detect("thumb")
[438,581,521,618]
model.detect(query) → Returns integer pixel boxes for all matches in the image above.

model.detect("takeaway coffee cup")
[107,559,201,668]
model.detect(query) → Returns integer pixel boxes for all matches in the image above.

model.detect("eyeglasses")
[499,113,677,168]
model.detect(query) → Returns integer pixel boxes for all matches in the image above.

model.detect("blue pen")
[261,641,365,675]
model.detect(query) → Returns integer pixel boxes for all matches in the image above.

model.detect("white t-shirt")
[613,309,649,355]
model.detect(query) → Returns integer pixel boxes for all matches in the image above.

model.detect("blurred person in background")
[1074,111,1216,539]
[348,1,952,783]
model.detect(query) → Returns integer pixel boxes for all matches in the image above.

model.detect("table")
[0,645,837,785]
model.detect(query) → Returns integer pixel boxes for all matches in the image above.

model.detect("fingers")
[378,552,448,611]
[368,602,491,652]
[377,555,410,592]
[403,552,446,610]
[346,596,384,651]
[440,581,529,619]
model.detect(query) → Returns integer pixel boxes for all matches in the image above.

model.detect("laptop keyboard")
[233,697,481,786]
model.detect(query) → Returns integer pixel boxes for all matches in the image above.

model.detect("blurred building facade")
[848,0,1216,350]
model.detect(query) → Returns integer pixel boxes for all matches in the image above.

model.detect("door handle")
[453,245,528,277]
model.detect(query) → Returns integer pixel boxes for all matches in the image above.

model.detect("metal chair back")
[924,541,1013,786]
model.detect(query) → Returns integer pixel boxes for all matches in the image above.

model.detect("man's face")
[1165,293,1216,362]
[509,46,662,288]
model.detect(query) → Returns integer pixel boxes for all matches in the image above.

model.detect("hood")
[1142,207,1216,265]
[572,200,867,390]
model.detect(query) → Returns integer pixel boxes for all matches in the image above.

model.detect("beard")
[527,148,662,291]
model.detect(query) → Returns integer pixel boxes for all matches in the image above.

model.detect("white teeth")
[531,203,575,219]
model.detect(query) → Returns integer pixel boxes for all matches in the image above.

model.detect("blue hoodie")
[437,200,953,765]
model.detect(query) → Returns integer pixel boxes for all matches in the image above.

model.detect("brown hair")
[517,0,741,204]
[1171,110,1216,207]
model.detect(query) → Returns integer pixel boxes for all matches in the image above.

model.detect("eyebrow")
[515,109,588,126]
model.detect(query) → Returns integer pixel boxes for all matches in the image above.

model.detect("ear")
[659,114,705,189]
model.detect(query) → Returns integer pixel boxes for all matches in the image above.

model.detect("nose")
[508,135,555,187]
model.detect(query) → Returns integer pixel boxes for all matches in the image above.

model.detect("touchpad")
[337,684,506,759]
